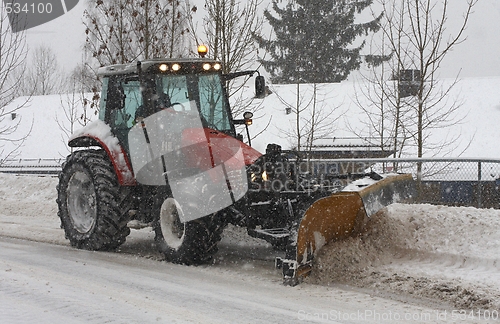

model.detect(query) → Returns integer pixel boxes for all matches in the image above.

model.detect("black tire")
[153,193,225,265]
[57,149,132,250]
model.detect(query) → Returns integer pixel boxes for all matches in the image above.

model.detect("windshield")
[156,73,233,133]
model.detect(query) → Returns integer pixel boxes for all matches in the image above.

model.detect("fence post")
[416,160,423,203]
[478,161,482,208]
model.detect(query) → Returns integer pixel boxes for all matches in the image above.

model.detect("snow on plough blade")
[279,174,416,285]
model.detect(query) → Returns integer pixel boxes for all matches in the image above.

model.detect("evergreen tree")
[255,0,383,84]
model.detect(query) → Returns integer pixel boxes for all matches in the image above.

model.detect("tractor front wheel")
[153,193,225,265]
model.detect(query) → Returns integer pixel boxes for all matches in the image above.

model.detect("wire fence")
[329,158,500,209]
[2,157,500,209]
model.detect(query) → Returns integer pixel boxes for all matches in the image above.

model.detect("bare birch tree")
[274,83,340,152]
[350,36,413,160]
[24,45,64,95]
[201,0,262,77]
[68,62,101,94]
[355,0,476,167]
[56,57,100,155]
[381,0,477,158]
[84,0,193,66]
[195,0,264,117]
[56,89,93,155]
[0,7,31,162]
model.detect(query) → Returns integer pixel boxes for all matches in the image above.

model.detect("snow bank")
[0,173,65,245]
[309,203,500,310]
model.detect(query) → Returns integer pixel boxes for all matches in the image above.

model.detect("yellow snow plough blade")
[285,174,415,284]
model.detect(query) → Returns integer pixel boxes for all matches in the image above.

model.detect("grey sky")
[23,0,500,79]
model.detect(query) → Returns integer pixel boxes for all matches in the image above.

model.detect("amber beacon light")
[198,45,208,58]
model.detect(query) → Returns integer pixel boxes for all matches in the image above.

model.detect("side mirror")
[243,111,253,125]
[108,85,126,109]
[255,75,266,99]
[243,111,253,119]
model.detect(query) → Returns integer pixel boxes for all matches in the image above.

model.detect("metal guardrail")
[0,158,64,175]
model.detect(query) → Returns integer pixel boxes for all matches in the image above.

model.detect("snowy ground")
[1,173,500,323]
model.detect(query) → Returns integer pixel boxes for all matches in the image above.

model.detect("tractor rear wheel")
[153,193,225,265]
[57,149,132,250]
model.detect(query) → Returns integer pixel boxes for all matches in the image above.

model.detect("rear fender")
[68,120,136,186]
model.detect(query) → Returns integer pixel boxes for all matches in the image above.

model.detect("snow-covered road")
[1,173,500,323]
[1,235,453,324]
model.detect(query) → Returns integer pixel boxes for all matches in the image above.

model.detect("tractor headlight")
[249,169,269,183]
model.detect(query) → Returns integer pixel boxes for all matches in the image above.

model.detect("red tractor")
[57,47,414,285]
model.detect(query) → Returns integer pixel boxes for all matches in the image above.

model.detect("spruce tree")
[255,0,383,84]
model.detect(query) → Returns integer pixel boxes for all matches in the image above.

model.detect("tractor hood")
[182,128,262,167]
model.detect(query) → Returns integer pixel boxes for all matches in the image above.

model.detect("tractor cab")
[98,58,237,152]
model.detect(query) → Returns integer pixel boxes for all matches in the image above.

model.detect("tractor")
[57,46,415,285]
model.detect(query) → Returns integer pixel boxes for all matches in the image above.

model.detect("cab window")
[105,77,142,130]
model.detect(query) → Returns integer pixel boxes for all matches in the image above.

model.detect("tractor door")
[100,76,143,152]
